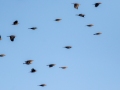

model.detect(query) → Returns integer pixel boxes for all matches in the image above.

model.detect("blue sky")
[0,0,120,90]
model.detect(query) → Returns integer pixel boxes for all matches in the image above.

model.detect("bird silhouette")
[23,60,33,65]
[7,35,16,41]
[28,27,37,30]
[72,3,80,9]
[30,68,36,73]
[0,54,5,57]
[94,2,101,7]
[12,20,18,25]
[47,64,56,68]
[64,46,72,49]
[94,32,102,35]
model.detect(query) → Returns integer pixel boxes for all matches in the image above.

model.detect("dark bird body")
[30,68,36,73]
[59,66,67,69]
[29,27,37,30]
[77,14,85,17]
[87,24,94,27]
[7,35,15,41]
[94,32,102,35]
[72,3,80,9]
[0,54,5,57]
[47,64,56,68]
[23,60,33,65]
[0,35,1,40]
[94,2,101,7]
[64,46,72,49]
[12,20,18,25]
[39,84,46,87]
[55,19,61,21]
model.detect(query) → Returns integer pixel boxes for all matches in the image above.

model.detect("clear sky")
[0,0,120,90]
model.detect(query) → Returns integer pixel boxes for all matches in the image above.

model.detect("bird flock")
[0,2,102,88]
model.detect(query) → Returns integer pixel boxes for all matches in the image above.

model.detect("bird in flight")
[55,19,62,22]
[86,24,94,27]
[47,64,56,68]
[0,35,1,40]
[12,20,19,25]
[39,84,46,87]
[93,32,102,35]
[64,46,72,49]
[59,66,67,69]
[0,54,5,57]
[94,2,101,7]
[76,14,85,17]
[30,68,36,73]
[72,3,80,9]
[23,60,33,65]
[7,35,16,41]
[28,27,37,30]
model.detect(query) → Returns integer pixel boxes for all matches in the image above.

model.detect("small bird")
[55,19,61,22]
[30,68,36,73]
[39,84,46,87]
[0,54,5,57]
[0,35,1,40]
[12,20,18,25]
[23,60,33,65]
[7,35,16,41]
[94,2,101,7]
[86,24,94,27]
[47,64,56,68]
[76,14,85,17]
[28,27,37,30]
[72,3,80,9]
[93,32,102,35]
[64,46,72,49]
[59,66,67,69]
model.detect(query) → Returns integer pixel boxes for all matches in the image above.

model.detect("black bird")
[72,3,80,9]
[39,84,46,87]
[28,27,37,30]
[30,68,36,73]
[64,46,72,49]
[0,54,5,57]
[59,66,67,69]
[76,14,85,17]
[47,64,56,68]
[86,24,94,27]
[7,35,15,41]
[0,35,1,40]
[23,60,33,65]
[94,2,101,7]
[94,32,102,35]
[12,20,18,25]
[55,19,61,22]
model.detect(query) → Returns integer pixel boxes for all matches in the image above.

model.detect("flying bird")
[64,46,72,49]
[55,19,61,22]
[0,35,1,40]
[39,84,46,87]
[12,20,18,25]
[23,60,33,65]
[94,2,101,7]
[30,68,36,73]
[0,54,5,57]
[94,32,102,35]
[7,35,15,41]
[59,66,67,69]
[72,3,80,9]
[28,27,37,30]
[86,24,94,27]
[47,64,56,68]
[76,14,85,17]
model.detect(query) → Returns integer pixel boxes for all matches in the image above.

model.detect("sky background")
[0,0,120,90]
